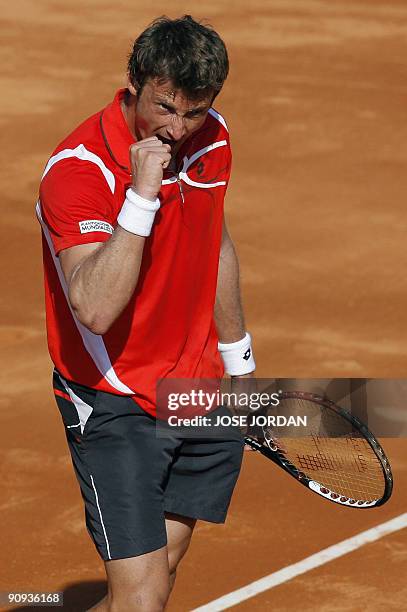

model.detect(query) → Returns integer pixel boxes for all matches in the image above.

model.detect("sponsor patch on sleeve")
[79,220,114,234]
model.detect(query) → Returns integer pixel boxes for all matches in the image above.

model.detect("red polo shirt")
[38,89,231,415]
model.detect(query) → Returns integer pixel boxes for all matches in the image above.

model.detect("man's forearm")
[215,227,256,376]
[214,234,246,343]
[69,226,145,335]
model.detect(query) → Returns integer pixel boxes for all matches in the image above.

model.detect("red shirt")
[38,89,231,415]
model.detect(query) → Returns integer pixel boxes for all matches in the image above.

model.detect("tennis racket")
[244,391,393,508]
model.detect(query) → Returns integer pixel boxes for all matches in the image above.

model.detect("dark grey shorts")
[53,371,244,561]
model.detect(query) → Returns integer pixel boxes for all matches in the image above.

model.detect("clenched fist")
[129,137,172,202]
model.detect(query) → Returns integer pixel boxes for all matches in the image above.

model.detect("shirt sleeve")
[223,140,232,189]
[39,157,116,255]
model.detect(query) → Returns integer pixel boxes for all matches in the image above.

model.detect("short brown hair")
[128,15,229,98]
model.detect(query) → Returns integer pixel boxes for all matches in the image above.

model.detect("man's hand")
[130,137,172,201]
[230,374,258,451]
[230,373,256,398]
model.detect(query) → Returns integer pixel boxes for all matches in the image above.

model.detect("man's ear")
[126,75,138,97]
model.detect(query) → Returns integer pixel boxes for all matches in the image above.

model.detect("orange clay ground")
[1,1,407,610]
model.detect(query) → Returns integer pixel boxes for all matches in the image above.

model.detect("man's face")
[128,78,214,155]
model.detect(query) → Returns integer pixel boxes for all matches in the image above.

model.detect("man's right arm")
[59,136,171,335]
[60,229,145,335]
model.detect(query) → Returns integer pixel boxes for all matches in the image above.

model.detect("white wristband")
[117,188,160,237]
[218,332,256,376]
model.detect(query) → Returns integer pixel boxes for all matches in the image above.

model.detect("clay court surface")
[1,0,407,610]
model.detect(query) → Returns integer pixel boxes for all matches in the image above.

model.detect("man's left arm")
[214,216,256,377]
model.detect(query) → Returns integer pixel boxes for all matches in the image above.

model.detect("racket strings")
[288,436,384,497]
[265,398,385,501]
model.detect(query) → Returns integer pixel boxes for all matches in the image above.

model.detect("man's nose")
[167,115,186,141]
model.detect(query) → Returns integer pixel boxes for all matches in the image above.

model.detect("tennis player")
[37,16,255,611]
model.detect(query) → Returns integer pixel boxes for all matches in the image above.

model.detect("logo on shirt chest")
[197,161,205,176]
